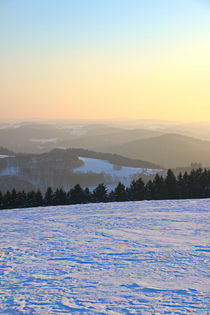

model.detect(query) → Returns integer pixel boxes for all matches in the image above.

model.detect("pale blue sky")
[1,0,209,58]
[0,0,210,121]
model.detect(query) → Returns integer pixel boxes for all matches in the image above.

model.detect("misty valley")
[0,120,210,194]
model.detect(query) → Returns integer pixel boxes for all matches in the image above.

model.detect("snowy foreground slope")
[0,200,209,314]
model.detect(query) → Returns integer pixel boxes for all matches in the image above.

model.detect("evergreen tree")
[145,180,154,200]
[0,191,3,208]
[92,183,108,203]
[35,190,43,206]
[164,169,178,199]
[69,184,86,204]
[26,190,37,207]
[114,182,128,201]
[203,169,210,198]
[189,168,203,198]
[3,191,12,209]
[128,178,146,201]
[177,172,183,199]
[108,190,115,202]
[11,189,18,208]
[152,174,165,200]
[181,172,190,199]
[16,190,26,208]
[44,187,54,206]
[84,187,92,203]
[53,188,67,205]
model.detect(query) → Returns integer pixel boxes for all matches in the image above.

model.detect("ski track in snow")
[0,199,209,314]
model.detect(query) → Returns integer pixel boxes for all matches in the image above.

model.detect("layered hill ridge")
[0,123,162,153]
[0,148,161,193]
[105,133,210,168]
[0,122,210,168]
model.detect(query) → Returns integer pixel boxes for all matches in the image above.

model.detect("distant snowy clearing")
[0,199,209,314]
[74,157,160,186]
[0,155,9,159]
[30,138,58,144]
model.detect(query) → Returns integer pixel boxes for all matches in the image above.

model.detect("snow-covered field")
[0,199,209,314]
[74,157,159,186]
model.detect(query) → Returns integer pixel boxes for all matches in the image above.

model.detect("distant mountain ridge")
[0,122,162,153]
[0,122,210,168]
[105,133,210,168]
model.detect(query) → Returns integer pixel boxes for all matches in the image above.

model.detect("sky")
[0,0,210,121]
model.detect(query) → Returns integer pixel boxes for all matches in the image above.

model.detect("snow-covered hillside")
[0,199,209,314]
[74,157,159,186]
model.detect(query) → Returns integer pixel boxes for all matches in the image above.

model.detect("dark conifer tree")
[11,189,18,208]
[128,178,146,201]
[189,168,204,198]
[53,188,60,205]
[16,191,26,208]
[26,190,37,207]
[114,182,128,201]
[35,190,43,206]
[0,191,3,208]
[92,183,108,203]
[177,172,184,199]
[3,191,12,209]
[145,180,154,200]
[69,184,86,204]
[164,169,178,199]
[152,174,165,200]
[44,187,54,206]
[201,169,209,187]
[181,172,190,199]
[84,187,92,203]
[53,188,67,205]
[108,190,115,202]
[203,169,210,197]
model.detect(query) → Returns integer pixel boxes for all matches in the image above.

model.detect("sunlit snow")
[0,199,209,314]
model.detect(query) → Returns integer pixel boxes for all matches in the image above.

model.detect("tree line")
[0,168,210,210]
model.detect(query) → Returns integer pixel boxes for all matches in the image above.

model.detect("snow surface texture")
[74,157,159,186]
[0,199,209,314]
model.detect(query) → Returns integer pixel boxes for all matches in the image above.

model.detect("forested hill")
[0,146,162,169]
[0,147,162,193]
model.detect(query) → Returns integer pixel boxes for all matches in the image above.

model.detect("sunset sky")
[0,0,210,121]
